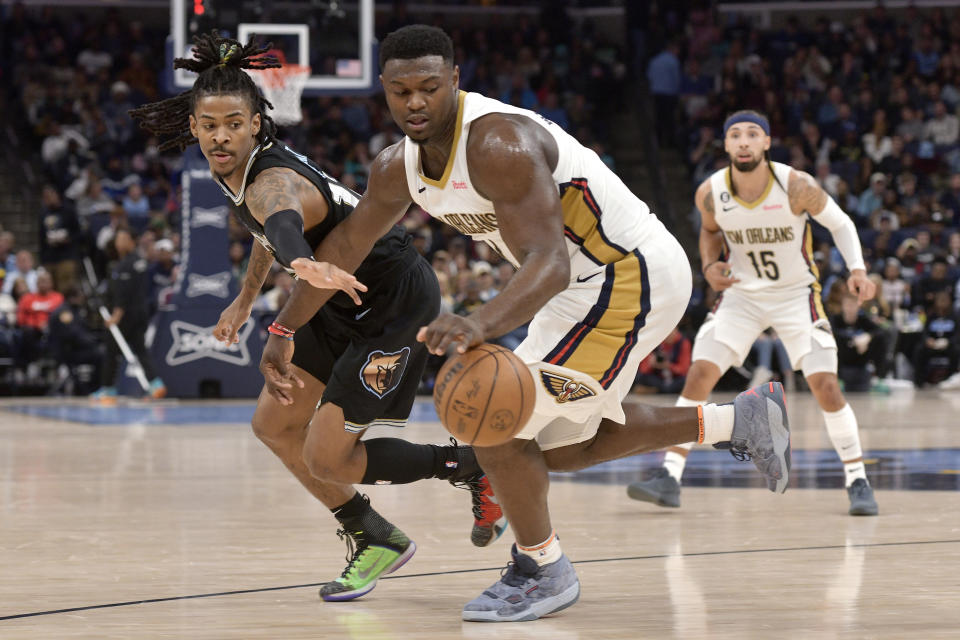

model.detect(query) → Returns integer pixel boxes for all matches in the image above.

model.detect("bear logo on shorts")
[539,370,597,403]
[360,347,411,398]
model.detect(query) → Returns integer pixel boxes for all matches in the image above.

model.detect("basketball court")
[1,391,958,638]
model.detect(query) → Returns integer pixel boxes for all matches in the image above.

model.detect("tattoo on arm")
[243,241,273,291]
[789,172,827,215]
[702,188,715,215]
[245,169,306,222]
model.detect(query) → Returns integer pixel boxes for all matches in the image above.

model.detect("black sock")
[331,492,367,520]
[359,438,481,484]
[330,492,396,541]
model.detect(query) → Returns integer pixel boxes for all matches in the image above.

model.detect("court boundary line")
[2,537,958,621]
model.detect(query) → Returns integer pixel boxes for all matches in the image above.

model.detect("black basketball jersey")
[214,140,418,309]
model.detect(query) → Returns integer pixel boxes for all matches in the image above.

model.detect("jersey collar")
[214,141,273,206]
[417,91,465,190]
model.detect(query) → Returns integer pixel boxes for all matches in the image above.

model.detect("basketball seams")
[471,352,498,445]
[444,350,495,444]
[434,343,534,446]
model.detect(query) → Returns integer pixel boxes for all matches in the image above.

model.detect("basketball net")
[247,50,310,126]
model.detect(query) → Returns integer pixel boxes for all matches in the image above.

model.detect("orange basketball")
[432,343,535,447]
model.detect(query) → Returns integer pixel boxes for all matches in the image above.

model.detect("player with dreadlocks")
[130,31,507,602]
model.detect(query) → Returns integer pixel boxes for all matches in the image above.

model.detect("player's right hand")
[704,261,740,292]
[260,334,303,406]
[213,297,253,345]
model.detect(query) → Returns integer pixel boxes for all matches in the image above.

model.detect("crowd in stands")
[643,2,960,392]
[0,3,625,395]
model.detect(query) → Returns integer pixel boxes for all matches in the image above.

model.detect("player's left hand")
[846,269,876,305]
[260,334,303,405]
[417,313,485,356]
[290,258,368,305]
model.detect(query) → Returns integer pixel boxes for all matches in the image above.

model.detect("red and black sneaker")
[452,473,508,547]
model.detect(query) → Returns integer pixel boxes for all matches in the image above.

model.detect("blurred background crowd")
[0,0,958,397]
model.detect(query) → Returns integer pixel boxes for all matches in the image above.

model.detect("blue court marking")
[3,401,957,490]
[0,399,440,426]
[1,403,257,425]
[554,447,960,492]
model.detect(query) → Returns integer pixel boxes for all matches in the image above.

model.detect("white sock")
[701,403,735,444]
[663,396,700,479]
[822,404,867,487]
[517,530,562,567]
[663,446,692,481]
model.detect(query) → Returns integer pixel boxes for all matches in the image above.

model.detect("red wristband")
[268,322,295,340]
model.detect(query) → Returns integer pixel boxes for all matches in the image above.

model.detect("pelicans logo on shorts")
[539,370,597,404]
[360,347,410,398]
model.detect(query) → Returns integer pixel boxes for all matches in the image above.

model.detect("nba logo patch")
[359,347,410,398]
[445,461,458,468]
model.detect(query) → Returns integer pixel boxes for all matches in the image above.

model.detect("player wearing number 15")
[627,110,879,516]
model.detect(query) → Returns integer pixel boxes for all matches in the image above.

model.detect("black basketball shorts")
[291,257,441,430]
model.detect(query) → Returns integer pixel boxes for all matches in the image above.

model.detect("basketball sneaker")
[89,386,118,405]
[452,473,508,546]
[626,468,682,507]
[319,526,416,602]
[442,439,508,546]
[847,478,879,516]
[462,544,580,622]
[713,381,791,493]
[149,378,167,399]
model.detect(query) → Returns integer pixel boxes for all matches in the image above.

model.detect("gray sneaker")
[713,381,791,493]
[847,478,879,516]
[626,468,681,507]
[462,544,580,622]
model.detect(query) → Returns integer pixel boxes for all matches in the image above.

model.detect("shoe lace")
[451,474,488,520]
[499,560,535,587]
[335,528,368,579]
[713,441,752,462]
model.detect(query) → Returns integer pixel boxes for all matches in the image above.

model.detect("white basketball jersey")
[708,162,818,293]
[403,91,658,276]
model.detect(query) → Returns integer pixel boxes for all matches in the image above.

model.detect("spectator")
[857,172,887,224]
[913,290,958,386]
[472,261,498,301]
[914,257,954,310]
[39,184,80,292]
[0,231,16,273]
[749,330,794,390]
[923,101,960,150]
[15,270,63,371]
[47,286,102,394]
[832,292,889,392]
[632,327,691,395]
[2,250,39,296]
[647,40,682,147]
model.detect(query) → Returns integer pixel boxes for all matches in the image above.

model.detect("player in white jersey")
[627,110,879,516]
[281,27,791,622]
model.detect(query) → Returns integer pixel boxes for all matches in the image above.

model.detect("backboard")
[168,0,375,96]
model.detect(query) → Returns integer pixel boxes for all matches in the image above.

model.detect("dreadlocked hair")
[129,30,282,152]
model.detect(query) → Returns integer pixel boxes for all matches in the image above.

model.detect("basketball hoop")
[247,50,310,126]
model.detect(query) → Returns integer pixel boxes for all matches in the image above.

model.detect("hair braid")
[129,30,282,152]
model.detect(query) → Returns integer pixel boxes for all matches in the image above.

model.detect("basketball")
[432,343,535,447]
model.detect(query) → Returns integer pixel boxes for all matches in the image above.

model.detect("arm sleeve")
[811,195,866,273]
[263,209,315,268]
